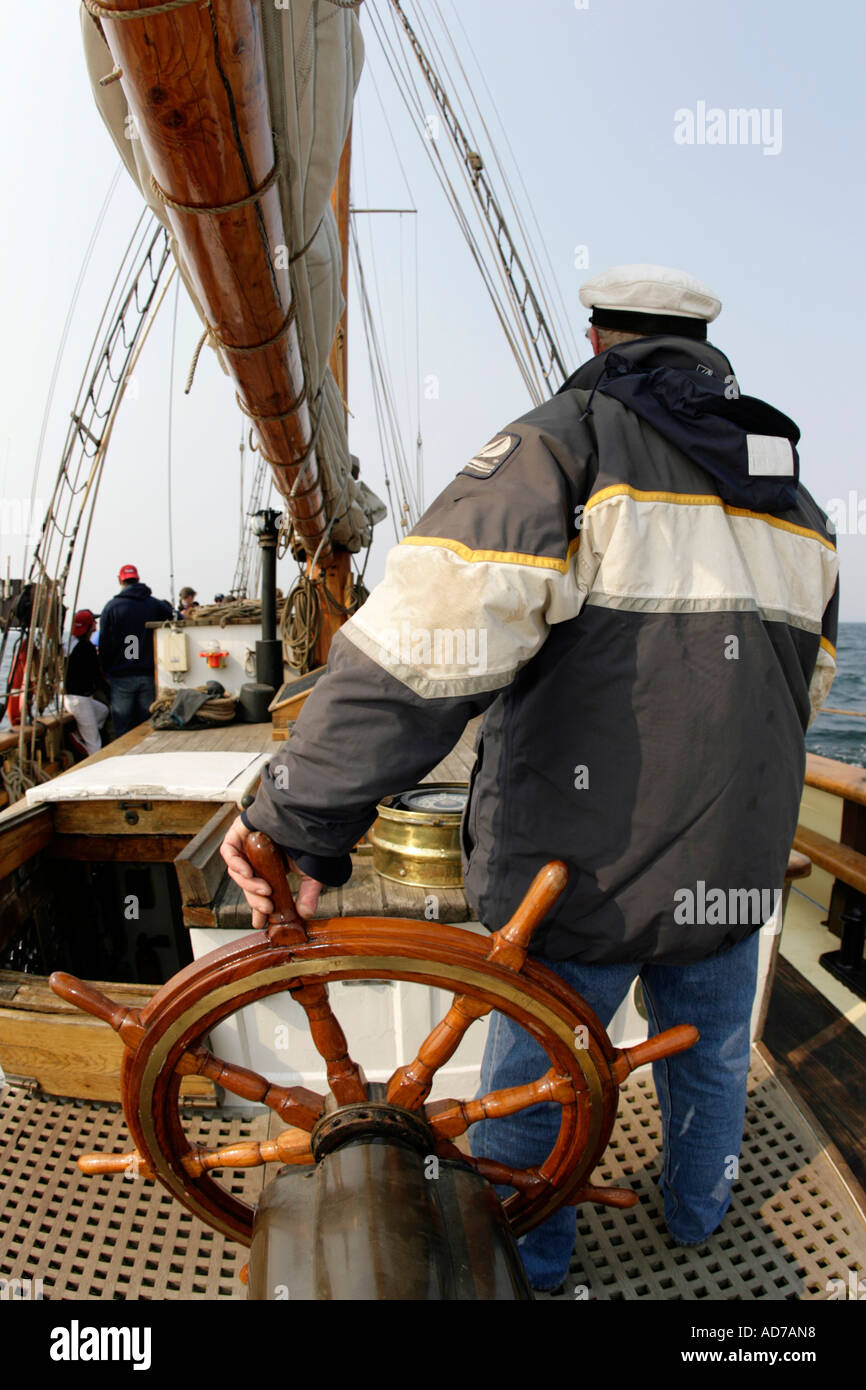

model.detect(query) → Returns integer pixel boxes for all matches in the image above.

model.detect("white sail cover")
[81,1,386,553]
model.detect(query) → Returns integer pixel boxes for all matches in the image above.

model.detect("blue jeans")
[109,673,156,737]
[471,931,760,1290]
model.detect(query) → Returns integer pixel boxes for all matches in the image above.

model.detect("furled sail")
[81,0,385,558]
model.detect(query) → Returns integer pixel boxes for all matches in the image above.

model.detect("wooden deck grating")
[2,1047,864,1301]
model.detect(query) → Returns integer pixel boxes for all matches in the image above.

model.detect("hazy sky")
[1,0,863,621]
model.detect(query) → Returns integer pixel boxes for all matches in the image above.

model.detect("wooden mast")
[87,0,332,558]
[312,123,355,668]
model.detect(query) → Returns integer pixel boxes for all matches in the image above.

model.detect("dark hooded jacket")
[98,582,174,678]
[242,337,839,964]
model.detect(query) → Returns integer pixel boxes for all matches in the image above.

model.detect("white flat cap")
[579,263,721,322]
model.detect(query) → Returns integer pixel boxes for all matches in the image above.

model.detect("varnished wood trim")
[49,833,190,863]
[805,753,866,809]
[174,803,236,905]
[0,804,52,877]
[52,800,218,837]
[792,825,866,896]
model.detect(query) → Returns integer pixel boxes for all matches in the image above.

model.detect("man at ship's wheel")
[222,264,839,1293]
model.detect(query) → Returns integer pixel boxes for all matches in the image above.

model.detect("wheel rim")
[123,922,619,1242]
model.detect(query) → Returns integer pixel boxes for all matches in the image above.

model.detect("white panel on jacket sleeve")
[341,539,585,698]
[746,435,794,476]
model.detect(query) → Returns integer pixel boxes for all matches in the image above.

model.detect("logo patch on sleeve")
[460,432,521,479]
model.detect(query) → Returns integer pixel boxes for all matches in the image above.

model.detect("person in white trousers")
[64,609,109,757]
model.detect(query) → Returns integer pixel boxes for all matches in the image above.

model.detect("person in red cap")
[97,566,173,736]
[63,610,110,756]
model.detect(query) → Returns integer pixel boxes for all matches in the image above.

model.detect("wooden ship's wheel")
[50,832,698,1248]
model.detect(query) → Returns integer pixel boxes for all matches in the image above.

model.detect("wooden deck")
[0,712,480,929]
[131,724,277,755]
[764,954,866,1194]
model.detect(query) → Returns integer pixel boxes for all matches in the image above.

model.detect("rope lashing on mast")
[256,390,326,494]
[184,230,318,394]
[84,0,208,19]
[235,378,309,424]
[280,437,370,673]
[203,299,297,358]
[149,158,281,217]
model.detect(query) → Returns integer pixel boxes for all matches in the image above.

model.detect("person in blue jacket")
[98,564,173,736]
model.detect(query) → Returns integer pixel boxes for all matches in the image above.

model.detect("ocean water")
[805,622,866,767]
[1,623,864,763]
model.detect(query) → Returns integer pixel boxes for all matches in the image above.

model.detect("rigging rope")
[350,213,416,538]
[369,4,542,401]
[428,0,581,369]
[23,164,123,583]
[1,753,51,806]
[280,565,369,675]
[184,325,209,395]
[370,0,571,403]
[281,575,321,673]
[166,276,180,612]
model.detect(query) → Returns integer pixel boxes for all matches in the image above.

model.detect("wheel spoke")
[432,1139,550,1198]
[611,1025,699,1083]
[425,1069,577,1140]
[289,980,367,1104]
[77,1128,314,1181]
[78,1149,155,1180]
[49,973,144,1050]
[175,1045,325,1130]
[566,1184,638,1209]
[387,864,569,1110]
[386,994,488,1109]
[472,1156,549,1196]
[485,862,568,973]
[48,970,329,1128]
[185,1128,313,1175]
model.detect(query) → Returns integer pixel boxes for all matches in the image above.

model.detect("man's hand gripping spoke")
[220,816,323,930]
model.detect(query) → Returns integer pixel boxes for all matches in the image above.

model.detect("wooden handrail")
[792,826,866,897]
[785,849,812,881]
[0,714,75,754]
[805,753,866,809]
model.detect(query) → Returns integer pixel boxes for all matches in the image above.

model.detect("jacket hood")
[116,582,153,601]
[560,336,800,513]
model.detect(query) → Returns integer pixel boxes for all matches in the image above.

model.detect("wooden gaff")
[87,0,331,555]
